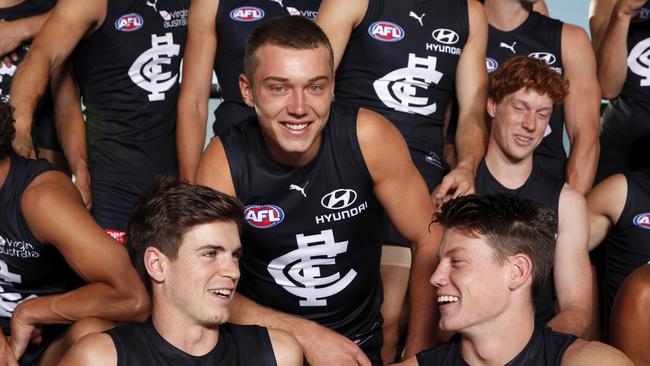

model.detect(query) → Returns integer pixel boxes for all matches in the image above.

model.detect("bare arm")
[562,339,634,366]
[268,329,304,366]
[548,186,592,338]
[561,24,600,194]
[533,0,549,16]
[9,0,105,159]
[58,332,117,366]
[196,141,370,366]
[176,0,220,183]
[50,62,91,208]
[11,171,149,358]
[356,108,441,357]
[315,0,368,70]
[586,173,627,250]
[589,0,616,51]
[433,0,488,203]
[0,10,52,59]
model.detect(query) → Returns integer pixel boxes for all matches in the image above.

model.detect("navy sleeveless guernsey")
[0,153,77,333]
[72,0,188,183]
[604,168,650,312]
[416,324,577,366]
[106,319,277,365]
[487,11,567,181]
[335,0,469,187]
[222,104,384,360]
[212,0,321,135]
[596,2,650,182]
[475,159,563,325]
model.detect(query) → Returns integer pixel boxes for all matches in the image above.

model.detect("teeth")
[515,136,532,143]
[437,295,460,303]
[211,289,232,296]
[285,123,308,131]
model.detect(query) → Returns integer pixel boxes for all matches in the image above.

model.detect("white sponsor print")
[529,52,557,66]
[431,28,459,45]
[267,229,357,306]
[128,33,180,101]
[409,11,425,27]
[628,37,650,87]
[374,53,443,116]
[289,181,309,198]
[500,41,517,54]
[321,189,357,210]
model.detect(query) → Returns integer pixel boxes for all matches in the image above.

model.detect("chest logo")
[633,213,650,230]
[409,11,425,27]
[289,181,309,198]
[129,33,180,101]
[230,7,265,22]
[432,28,459,45]
[0,62,18,97]
[632,7,650,22]
[270,0,284,7]
[486,57,498,74]
[628,37,650,87]
[529,52,557,66]
[373,53,443,116]
[368,21,405,42]
[267,229,357,306]
[245,205,285,229]
[500,41,517,54]
[321,189,357,210]
[115,13,144,32]
[286,7,318,20]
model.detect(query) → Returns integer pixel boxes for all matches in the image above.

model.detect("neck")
[460,305,535,366]
[484,0,531,31]
[484,143,533,189]
[151,299,220,356]
[263,134,321,167]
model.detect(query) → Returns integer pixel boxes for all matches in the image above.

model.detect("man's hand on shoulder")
[11,127,35,160]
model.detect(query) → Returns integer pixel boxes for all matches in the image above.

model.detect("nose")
[287,90,307,117]
[521,112,535,132]
[220,256,240,281]
[430,262,449,288]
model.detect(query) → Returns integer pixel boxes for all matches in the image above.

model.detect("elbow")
[601,88,620,100]
[111,280,151,323]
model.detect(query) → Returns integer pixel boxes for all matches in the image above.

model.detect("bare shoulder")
[21,170,81,214]
[356,107,404,147]
[562,339,634,366]
[587,173,627,216]
[59,332,117,366]
[268,328,303,366]
[561,23,594,62]
[195,137,235,196]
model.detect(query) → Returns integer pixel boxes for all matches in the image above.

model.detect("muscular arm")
[548,186,592,338]
[9,0,106,158]
[50,62,91,208]
[433,0,488,203]
[268,328,304,366]
[0,10,52,59]
[610,265,650,365]
[589,0,616,52]
[58,332,117,366]
[356,108,441,357]
[196,141,370,366]
[176,0,220,183]
[586,173,627,250]
[316,0,368,70]
[561,24,600,194]
[562,339,634,366]
[11,171,149,358]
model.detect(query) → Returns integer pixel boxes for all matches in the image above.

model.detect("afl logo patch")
[431,28,459,45]
[486,57,498,74]
[529,52,557,65]
[244,205,284,229]
[633,213,650,230]
[368,21,405,42]
[632,8,650,22]
[115,13,144,32]
[230,7,265,22]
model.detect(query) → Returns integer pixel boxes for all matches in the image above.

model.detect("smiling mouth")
[514,135,533,144]
[209,289,233,298]
[281,121,312,132]
[437,295,460,304]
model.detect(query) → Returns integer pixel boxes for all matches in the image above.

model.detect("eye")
[308,84,324,94]
[202,250,217,258]
[270,85,287,94]
[450,258,464,266]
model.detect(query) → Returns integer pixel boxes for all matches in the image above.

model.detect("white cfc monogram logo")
[628,37,650,87]
[129,33,180,101]
[267,229,357,306]
[0,259,25,318]
[0,63,17,98]
[373,53,443,116]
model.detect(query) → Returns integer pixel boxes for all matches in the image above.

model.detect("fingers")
[355,351,371,366]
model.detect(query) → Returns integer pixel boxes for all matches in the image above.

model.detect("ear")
[486,97,497,119]
[144,247,168,285]
[239,73,255,108]
[508,253,533,292]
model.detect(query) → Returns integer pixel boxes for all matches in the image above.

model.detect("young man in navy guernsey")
[398,194,633,366]
[474,56,592,338]
[196,16,439,366]
[0,101,148,365]
[60,178,302,366]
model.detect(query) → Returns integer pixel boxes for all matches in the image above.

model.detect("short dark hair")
[0,101,16,160]
[489,56,569,107]
[436,193,556,300]
[244,15,334,83]
[126,177,244,294]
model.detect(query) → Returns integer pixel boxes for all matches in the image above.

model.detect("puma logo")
[409,11,425,26]
[500,41,517,54]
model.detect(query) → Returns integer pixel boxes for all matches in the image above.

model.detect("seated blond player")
[399,194,633,366]
[61,178,302,365]
[0,101,148,365]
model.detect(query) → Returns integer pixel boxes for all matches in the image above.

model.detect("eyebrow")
[195,244,243,255]
[439,247,467,259]
[262,75,330,83]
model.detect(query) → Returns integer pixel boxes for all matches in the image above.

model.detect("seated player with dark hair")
[0,101,148,365]
[60,177,302,366]
[399,194,632,366]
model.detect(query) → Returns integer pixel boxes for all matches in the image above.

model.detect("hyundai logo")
[321,189,358,210]
[431,28,459,45]
[529,52,556,65]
